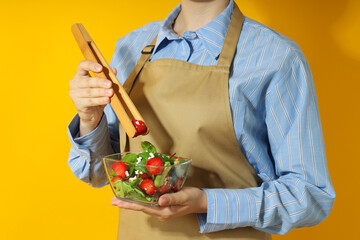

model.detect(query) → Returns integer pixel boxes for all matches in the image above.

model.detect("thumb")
[158,191,187,207]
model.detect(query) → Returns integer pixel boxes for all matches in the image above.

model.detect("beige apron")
[117,4,271,240]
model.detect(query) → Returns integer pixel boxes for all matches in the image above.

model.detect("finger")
[136,205,176,220]
[110,198,165,216]
[112,198,154,212]
[111,67,117,75]
[112,198,188,222]
[154,205,190,222]
[75,97,111,108]
[118,202,146,211]
[74,87,113,98]
[111,197,143,211]
[111,197,121,206]
[76,77,112,89]
[159,191,188,207]
[76,60,103,77]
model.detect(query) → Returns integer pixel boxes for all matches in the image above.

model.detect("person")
[67,0,335,239]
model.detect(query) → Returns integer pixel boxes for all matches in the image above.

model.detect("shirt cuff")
[196,188,257,233]
[67,114,110,154]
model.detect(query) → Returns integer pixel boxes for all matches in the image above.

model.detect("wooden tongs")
[71,23,149,138]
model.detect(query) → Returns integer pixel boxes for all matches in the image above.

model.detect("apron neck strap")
[122,36,157,93]
[217,3,244,69]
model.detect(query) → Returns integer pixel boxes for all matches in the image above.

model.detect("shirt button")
[191,33,197,38]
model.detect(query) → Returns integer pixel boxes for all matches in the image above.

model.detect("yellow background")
[1,0,359,239]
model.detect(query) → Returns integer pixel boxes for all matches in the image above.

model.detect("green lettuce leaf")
[113,180,125,197]
[154,153,173,165]
[110,169,117,177]
[141,141,157,154]
[122,153,137,163]
[135,152,150,174]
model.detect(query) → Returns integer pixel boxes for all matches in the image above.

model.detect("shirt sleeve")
[67,31,130,188]
[197,52,335,234]
[67,104,120,187]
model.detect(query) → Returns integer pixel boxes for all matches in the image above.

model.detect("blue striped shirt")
[67,0,335,235]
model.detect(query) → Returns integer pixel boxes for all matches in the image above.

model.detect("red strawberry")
[139,173,151,179]
[111,176,122,182]
[140,179,155,195]
[146,157,164,175]
[132,120,147,136]
[173,178,183,192]
[156,180,173,194]
[111,161,127,179]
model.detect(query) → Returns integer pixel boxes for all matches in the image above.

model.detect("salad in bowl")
[103,141,192,206]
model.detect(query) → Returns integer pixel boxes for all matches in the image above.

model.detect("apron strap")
[217,3,244,69]
[122,36,158,94]
[120,36,157,152]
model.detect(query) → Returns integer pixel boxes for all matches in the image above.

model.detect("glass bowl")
[103,152,192,206]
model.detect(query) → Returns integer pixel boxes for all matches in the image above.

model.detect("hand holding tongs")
[71,23,149,138]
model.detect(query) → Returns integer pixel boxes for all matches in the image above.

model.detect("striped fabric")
[67,0,335,235]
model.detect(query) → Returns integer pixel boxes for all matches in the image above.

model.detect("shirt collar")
[152,5,182,54]
[154,0,235,57]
